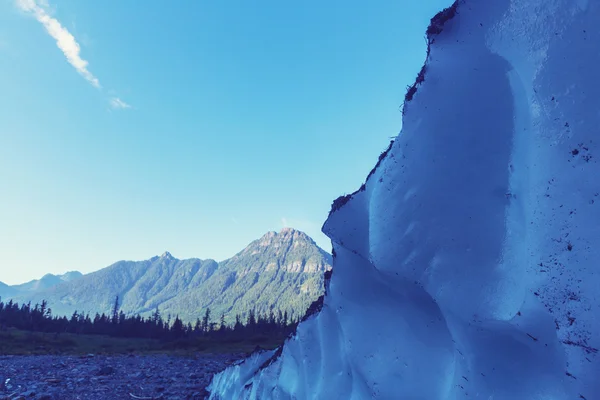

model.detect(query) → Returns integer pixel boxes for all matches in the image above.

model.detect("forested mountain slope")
[7,228,331,324]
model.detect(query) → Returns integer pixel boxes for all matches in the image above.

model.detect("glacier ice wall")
[208,0,600,398]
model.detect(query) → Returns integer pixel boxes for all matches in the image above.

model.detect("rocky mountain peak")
[254,228,311,250]
[160,251,174,260]
[279,227,305,240]
[59,271,83,282]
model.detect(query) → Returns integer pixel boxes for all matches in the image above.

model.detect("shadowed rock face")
[208,1,600,398]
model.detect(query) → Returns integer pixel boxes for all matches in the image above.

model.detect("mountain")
[0,281,17,299]
[158,228,332,323]
[59,271,84,282]
[11,271,83,293]
[7,228,331,324]
[0,272,83,300]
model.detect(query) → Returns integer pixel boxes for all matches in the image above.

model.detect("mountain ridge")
[12,271,84,293]
[3,228,331,324]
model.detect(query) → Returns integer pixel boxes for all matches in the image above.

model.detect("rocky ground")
[0,353,243,400]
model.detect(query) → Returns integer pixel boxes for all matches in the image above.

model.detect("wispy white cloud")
[16,0,100,88]
[16,0,132,110]
[109,97,131,110]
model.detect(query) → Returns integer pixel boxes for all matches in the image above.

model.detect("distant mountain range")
[0,228,332,324]
[13,271,83,293]
[0,271,82,299]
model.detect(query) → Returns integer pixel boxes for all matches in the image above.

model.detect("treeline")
[0,296,298,341]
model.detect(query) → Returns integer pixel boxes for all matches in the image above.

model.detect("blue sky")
[0,0,451,284]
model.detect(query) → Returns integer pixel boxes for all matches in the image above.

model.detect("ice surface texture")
[209,0,600,398]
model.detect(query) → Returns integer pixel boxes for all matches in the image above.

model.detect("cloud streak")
[16,0,100,88]
[109,97,131,110]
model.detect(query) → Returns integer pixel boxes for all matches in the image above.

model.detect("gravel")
[0,353,242,400]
